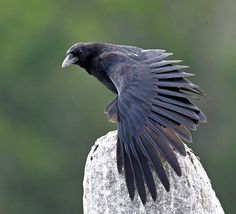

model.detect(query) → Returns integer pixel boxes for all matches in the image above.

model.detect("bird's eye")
[69,50,76,56]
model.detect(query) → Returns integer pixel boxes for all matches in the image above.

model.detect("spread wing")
[104,50,206,204]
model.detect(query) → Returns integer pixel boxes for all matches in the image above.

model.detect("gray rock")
[83,131,224,214]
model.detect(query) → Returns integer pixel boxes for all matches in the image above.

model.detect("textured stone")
[83,131,224,214]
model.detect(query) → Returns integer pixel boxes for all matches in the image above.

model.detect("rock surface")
[83,131,224,214]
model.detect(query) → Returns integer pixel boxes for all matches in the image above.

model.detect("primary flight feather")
[62,42,207,204]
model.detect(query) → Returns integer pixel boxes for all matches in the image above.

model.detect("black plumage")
[62,42,207,204]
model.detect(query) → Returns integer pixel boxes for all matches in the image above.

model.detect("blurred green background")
[1,0,235,213]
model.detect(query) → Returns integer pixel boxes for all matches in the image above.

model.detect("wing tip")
[163,180,170,192]
[198,111,207,123]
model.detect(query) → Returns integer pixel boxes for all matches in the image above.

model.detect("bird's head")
[62,42,101,69]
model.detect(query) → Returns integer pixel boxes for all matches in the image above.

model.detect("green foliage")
[0,0,235,213]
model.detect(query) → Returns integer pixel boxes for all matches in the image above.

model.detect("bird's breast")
[90,66,118,94]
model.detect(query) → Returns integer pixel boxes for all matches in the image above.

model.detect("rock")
[83,130,224,214]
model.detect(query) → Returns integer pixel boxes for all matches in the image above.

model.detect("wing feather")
[101,50,206,204]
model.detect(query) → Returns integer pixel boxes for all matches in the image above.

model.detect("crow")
[62,42,207,204]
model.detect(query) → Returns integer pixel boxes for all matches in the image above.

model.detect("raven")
[62,42,207,204]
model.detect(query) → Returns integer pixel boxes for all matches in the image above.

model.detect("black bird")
[62,42,207,204]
